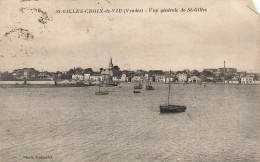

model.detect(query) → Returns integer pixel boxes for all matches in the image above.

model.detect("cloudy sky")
[0,0,259,72]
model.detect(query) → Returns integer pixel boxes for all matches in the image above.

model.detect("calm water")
[0,83,259,162]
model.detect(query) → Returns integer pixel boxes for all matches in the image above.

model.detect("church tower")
[108,57,113,70]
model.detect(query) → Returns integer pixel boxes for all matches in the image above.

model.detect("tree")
[175,71,186,75]
[136,69,147,75]
[191,70,200,76]
[202,70,214,77]
[84,68,93,74]
[61,74,72,79]
[99,68,104,73]
[253,75,259,81]
[112,65,121,76]
[184,69,191,74]
[224,74,234,80]
[0,72,14,81]
[113,65,120,71]
[75,67,83,73]
[68,68,76,75]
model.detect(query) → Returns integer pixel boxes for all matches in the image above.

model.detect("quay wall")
[26,81,56,85]
[0,81,25,85]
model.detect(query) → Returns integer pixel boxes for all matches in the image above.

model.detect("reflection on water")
[0,83,259,161]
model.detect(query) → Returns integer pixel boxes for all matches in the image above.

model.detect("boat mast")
[168,70,171,105]
[98,75,101,92]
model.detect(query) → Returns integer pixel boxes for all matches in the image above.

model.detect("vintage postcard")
[0,0,259,161]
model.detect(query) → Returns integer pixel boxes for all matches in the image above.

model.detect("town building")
[112,76,119,82]
[218,68,237,74]
[149,76,155,82]
[205,76,214,82]
[12,69,24,79]
[132,75,143,82]
[228,77,239,84]
[188,76,201,83]
[38,72,50,79]
[83,74,90,81]
[101,58,114,82]
[72,74,84,81]
[90,72,103,82]
[144,74,149,80]
[119,74,129,82]
[12,68,39,80]
[177,73,187,82]
[165,76,175,82]
[155,75,166,82]
[237,71,247,77]
[241,76,254,84]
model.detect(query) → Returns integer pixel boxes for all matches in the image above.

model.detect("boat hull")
[0,84,90,88]
[95,91,109,95]
[108,83,118,86]
[160,105,186,113]
[134,86,142,89]
[100,83,118,87]
[146,85,154,90]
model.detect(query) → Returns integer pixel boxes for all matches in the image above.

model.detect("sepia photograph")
[0,0,259,161]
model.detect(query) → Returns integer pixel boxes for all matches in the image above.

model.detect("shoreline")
[1,82,259,88]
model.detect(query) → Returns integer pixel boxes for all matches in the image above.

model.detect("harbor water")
[0,83,259,161]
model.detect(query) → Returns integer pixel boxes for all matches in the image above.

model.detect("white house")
[112,76,119,82]
[228,78,239,84]
[155,75,166,82]
[165,76,174,82]
[84,74,90,81]
[241,76,254,84]
[177,73,187,82]
[119,74,128,82]
[132,75,143,82]
[144,74,149,80]
[72,74,84,81]
[89,74,103,82]
[188,76,201,83]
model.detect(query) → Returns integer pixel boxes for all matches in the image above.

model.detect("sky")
[0,0,259,72]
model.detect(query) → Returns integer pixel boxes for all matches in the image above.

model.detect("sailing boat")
[134,81,143,89]
[146,79,154,90]
[95,84,109,95]
[146,83,154,90]
[95,78,109,95]
[160,70,186,113]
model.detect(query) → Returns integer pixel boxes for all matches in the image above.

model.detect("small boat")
[133,90,141,93]
[134,83,142,89]
[160,105,186,113]
[160,70,186,113]
[95,85,109,95]
[108,82,118,86]
[146,84,154,90]
[95,91,109,95]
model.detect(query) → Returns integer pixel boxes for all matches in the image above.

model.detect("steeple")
[108,57,113,69]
